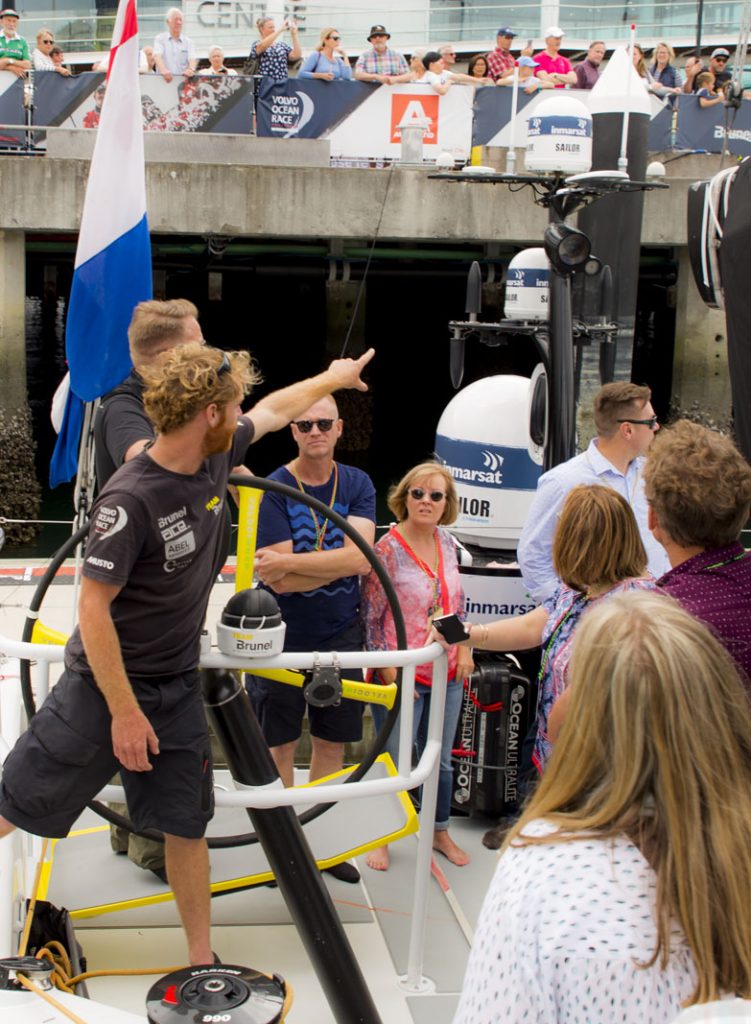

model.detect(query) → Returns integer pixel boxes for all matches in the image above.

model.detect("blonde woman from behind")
[454,591,751,1023]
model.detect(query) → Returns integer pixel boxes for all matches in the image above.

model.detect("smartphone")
[432,613,469,644]
[526,39,533,49]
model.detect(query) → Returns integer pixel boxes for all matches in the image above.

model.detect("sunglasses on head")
[409,487,446,502]
[294,418,335,433]
[216,351,231,377]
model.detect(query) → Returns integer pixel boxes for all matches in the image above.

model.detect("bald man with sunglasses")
[249,396,375,882]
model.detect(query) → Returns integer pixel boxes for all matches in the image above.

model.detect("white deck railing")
[0,635,449,989]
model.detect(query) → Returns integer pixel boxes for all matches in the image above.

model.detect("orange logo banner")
[390,94,440,145]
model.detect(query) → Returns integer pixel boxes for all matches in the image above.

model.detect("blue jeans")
[371,680,464,830]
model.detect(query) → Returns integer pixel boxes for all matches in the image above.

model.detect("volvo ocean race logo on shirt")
[270,91,315,137]
[94,504,129,538]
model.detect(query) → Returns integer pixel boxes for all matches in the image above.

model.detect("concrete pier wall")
[0,144,732,424]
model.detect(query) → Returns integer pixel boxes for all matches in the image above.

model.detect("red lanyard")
[390,527,451,619]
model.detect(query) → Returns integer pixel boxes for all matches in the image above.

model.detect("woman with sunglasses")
[362,461,473,871]
[435,484,654,776]
[32,28,70,74]
[299,27,352,81]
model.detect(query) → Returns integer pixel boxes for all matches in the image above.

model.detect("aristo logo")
[390,95,439,145]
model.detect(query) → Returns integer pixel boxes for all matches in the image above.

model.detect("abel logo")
[390,95,439,144]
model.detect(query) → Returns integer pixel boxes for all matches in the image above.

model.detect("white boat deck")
[0,559,500,1023]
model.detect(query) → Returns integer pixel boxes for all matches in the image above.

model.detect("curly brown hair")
[643,419,751,549]
[552,484,647,591]
[141,343,262,434]
[593,381,652,438]
[387,461,459,526]
[128,298,199,364]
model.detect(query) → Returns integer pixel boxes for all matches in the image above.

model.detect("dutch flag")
[50,0,152,487]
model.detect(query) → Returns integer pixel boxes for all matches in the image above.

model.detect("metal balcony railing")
[19,0,746,64]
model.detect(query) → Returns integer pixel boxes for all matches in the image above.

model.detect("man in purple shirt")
[574,40,605,90]
[644,420,751,688]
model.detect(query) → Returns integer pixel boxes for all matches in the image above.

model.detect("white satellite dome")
[504,248,550,321]
[525,95,592,174]
[435,375,543,549]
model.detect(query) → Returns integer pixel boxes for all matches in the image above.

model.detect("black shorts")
[0,669,213,840]
[246,621,365,747]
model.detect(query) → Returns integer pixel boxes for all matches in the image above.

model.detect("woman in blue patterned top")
[299,27,352,81]
[250,15,301,82]
[434,484,654,772]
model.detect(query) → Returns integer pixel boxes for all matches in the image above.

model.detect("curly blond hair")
[141,343,262,434]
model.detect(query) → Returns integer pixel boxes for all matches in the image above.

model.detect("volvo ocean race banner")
[257,78,474,160]
[0,68,254,149]
[256,78,372,138]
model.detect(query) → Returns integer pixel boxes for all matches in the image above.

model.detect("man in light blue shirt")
[517,382,670,601]
[153,6,196,81]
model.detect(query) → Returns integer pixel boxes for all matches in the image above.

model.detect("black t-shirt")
[94,372,152,488]
[65,419,254,678]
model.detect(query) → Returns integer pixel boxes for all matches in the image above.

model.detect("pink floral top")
[361,527,465,685]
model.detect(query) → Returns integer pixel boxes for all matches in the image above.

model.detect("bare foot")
[366,845,390,871]
[433,830,470,867]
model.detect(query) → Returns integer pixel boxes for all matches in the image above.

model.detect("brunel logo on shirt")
[157,505,196,573]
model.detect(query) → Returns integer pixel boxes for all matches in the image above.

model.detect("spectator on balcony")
[534,27,576,87]
[299,27,352,81]
[386,49,425,85]
[438,43,456,69]
[415,50,452,93]
[486,26,532,82]
[467,53,490,81]
[683,47,732,94]
[153,7,197,83]
[141,45,156,73]
[198,45,237,76]
[497,55,550,93]
[50,45,72,74]
[649,41,683,95]
[0,8,31,78]
[390,49,477,90]
[695,71,724,107]
[250,15,301,83]
[574,40,605,89]
[632,43,655,89]
[354,24,408,84]
[32,28,69,74]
